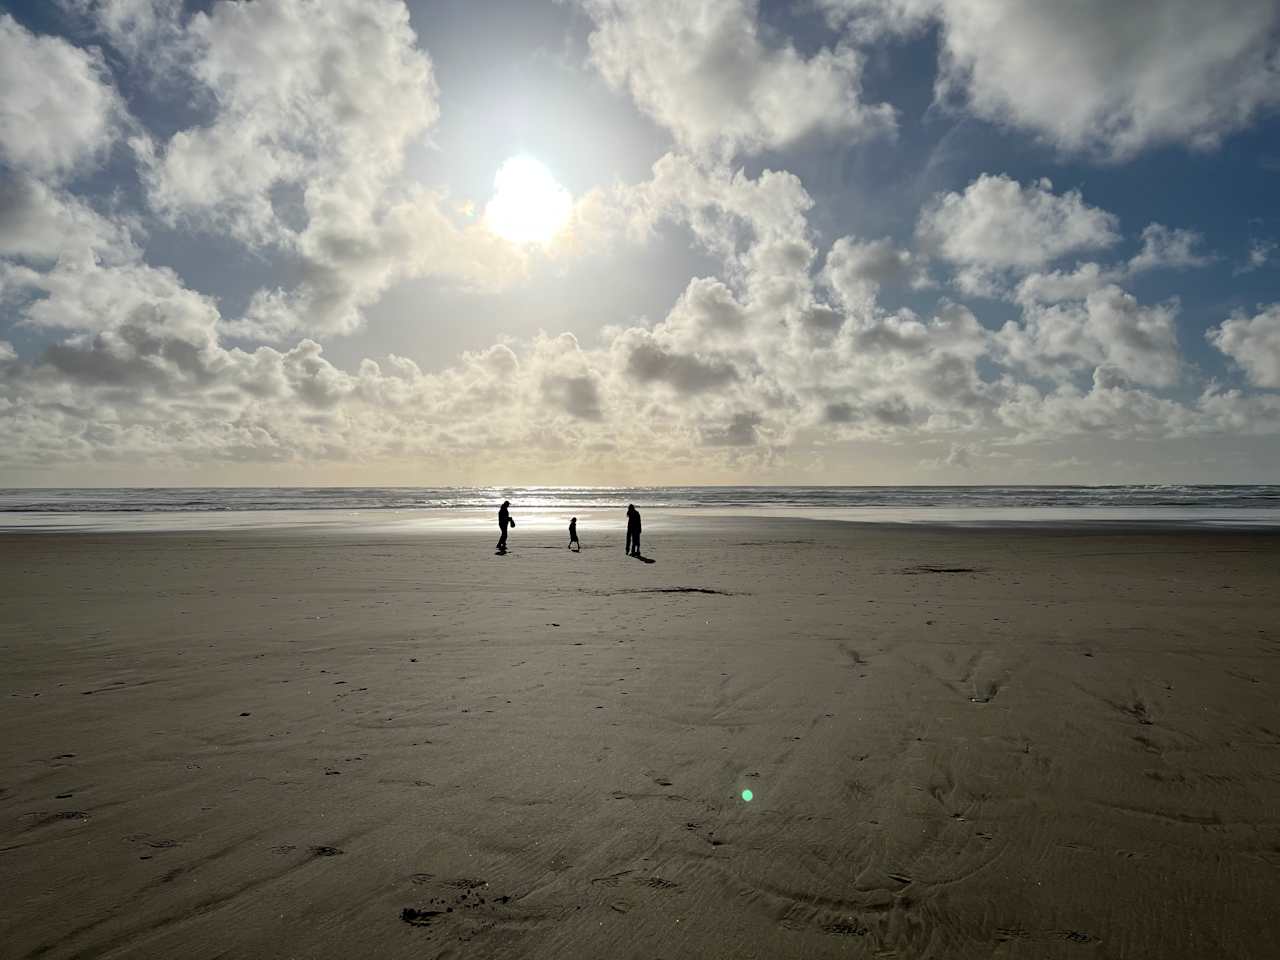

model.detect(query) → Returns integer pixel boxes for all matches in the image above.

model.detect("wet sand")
[2,521,1279,958]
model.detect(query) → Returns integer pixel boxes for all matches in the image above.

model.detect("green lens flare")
[741,789,753,802]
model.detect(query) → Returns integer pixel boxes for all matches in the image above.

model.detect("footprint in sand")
[1061,930,1097,943]
[995,926,1030,942]
[1122,699,1153,725]
[685,821,725,847]
[838,643,867,667]
[637,876,678,890]
[25,810,89,829]
[125,834,179,849]
[401,878,523,933]
[968,676,1005,703]
[591,871,630,887]
[779,904,870,938]
[400,907,444,926]
[822,920,869,938]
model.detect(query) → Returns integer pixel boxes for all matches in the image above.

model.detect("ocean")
[0,485,1277,531]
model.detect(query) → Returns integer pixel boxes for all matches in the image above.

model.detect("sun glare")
[484,155,572,245]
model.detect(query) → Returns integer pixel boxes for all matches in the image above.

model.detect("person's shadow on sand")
[495,546,509,556]
[630,553,656,564]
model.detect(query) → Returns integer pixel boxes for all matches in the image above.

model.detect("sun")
[483,155,572,245]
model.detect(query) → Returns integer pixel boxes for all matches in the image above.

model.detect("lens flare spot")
[741,789,753,802]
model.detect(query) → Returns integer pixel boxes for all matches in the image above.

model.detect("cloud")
[125,0,527,340]
[0,0,1269,483]
[701,411,762,446]
[0,120,1229,480]
[1127,223,1213,273]
[943,442,973,468]
[228,186,526,340]
[619,331,739,394]
[938,0,1280,158]
[825,0,1280,159]
[1208,304,1280,388]
[1235,238,1276,275]
[0,14,126,178]
[659,276,749,348]
[2,151,838,474]
[1013,224,1211,306]
[822,236,928,310]
[541,374,605,421]
[998,286,1181,388]
[0,175,135,263]
[138,0,438,242]
[41,322,224,391]
[917,175,1120,283]
[1197,384,1280,435]
[796,300,995,438]
[58,0,186,61]
[578,0,895,156]
[1014,263,1119,305]
[639,153,816,256]
[532,332,606,421]
[919,440,974,470]
[593,160,1000,441]
[997,367,1198,441]
[823,401,856,423]
[818,0,938,41]
[2,181,220,342]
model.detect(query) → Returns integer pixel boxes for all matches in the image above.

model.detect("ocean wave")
[1,485,1278,515]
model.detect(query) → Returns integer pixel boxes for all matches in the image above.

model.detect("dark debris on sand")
[587,586,739,596]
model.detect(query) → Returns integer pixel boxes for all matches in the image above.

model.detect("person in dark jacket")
[568,517,580,552]
[497,500,515,551]
[625,503,641,557]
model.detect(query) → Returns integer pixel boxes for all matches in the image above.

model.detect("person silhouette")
[568,517,580,552]
[625,504,642,557]
[496,500,515,552]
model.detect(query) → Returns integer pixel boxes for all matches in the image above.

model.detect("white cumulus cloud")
[919,175,1119,272]
[1128,223,1213,273]
[579,0,895,157]
[0,14,126,178]
[822,236,928,310]
[824,0,1280,159]
[130,0,527,340]
[1208,304,1280,388]
[998,286,1181,388]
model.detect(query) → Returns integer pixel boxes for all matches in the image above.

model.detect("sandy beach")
[2,519,1279,959]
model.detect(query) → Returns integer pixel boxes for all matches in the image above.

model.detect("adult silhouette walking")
[496,500,515,553]
[625,503,642,557]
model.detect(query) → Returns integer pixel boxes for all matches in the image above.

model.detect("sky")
[1,0,1279,487]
